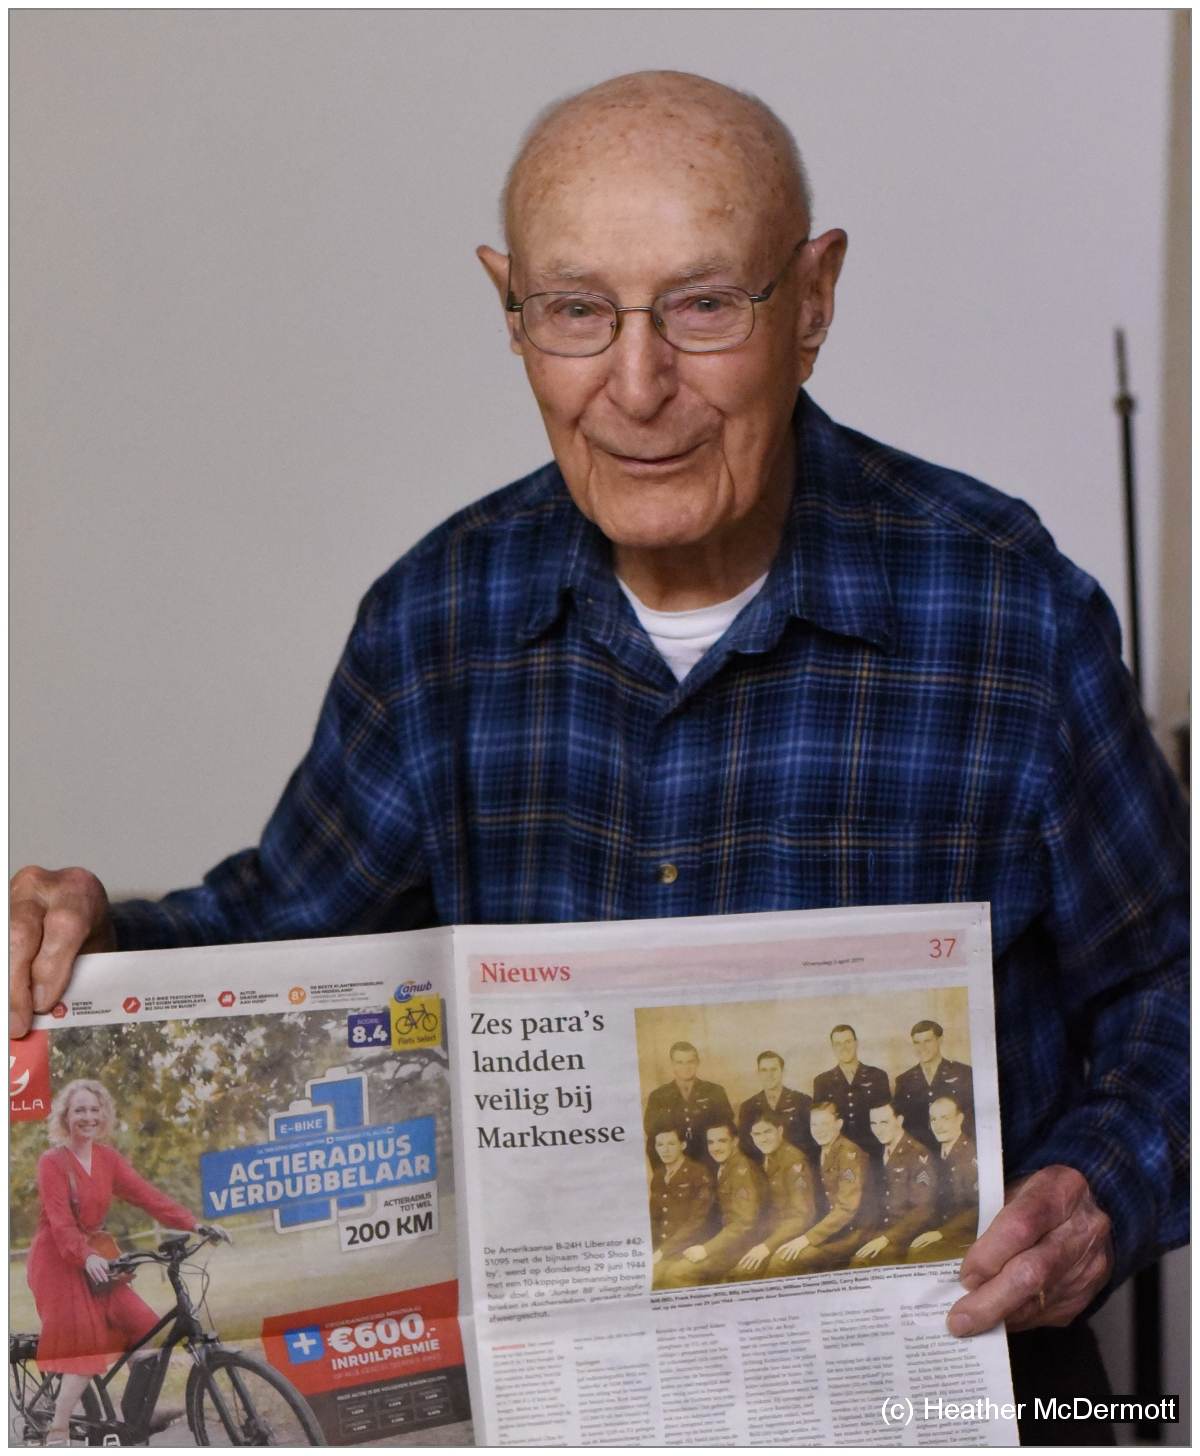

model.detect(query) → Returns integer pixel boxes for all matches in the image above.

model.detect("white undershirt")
[618,573,768,682]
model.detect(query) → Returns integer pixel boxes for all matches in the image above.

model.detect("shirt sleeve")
[109,1152,197,1231]
[110,585,434,950]
[806,1149,865,1246]
[1010,582,1189,1289]
[36,1153,91,1267]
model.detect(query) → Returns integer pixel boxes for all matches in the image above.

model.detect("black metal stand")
[1113,328,1164,1444]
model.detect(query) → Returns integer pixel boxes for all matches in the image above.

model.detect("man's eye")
[548,297,605,320]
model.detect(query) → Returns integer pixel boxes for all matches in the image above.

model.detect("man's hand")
[854,1235,888,1261]
[10,866,115,1037]
[910,1229,943,1252]
[775,1234,810,1263]
[948,1166,1113,1337]
[736,1243,770,1273]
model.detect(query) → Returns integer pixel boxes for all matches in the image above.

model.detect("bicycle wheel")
[186,1350,324,1445]
[8,1361,104,1447]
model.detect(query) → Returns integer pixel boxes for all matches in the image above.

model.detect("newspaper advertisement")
[11,902,1016,1447]
[9,930,472,1448]
[450,903,1018,1446]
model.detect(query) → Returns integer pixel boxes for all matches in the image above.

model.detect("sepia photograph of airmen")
[648,1121,715,1288]
[812,1025,891,1151]
[655,1121,766,1288]
[731,1110,819,1279]
[851,1100,936,1265]
[736,1050,817,1166]
[892,1019,975,1150]
[907,1093,980,1263]
[642,1041,735,1164]
[770,1102,870,1272]
[635,987,972,1281]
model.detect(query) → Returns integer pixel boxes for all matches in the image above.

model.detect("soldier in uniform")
[648,1123,715,1288]
[812,1025,890,1151]
[643,1041,734,1165]
[656,1121,766,1288]
[908,1094,980,1262]
[732,1111,819,1278]
[772,1102,869,1273]
[851,1101,936,1265]
[736,1050,817,1167]
[893,1019,974,1152]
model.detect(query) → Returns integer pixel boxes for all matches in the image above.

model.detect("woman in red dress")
[28,1078,200,1443]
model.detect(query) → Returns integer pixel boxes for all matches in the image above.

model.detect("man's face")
[757,1056,784,1092]
[670,1049,699,1087]
[706,1126,735,1163]
[655,1130,684,1167]
[750,1119,782,1156]
[493,143,814,559]
[912,1029,941,1065]
[929,1098,964,1144]
[830,1029,857,1065]
[869,1106,900,1146]
[810,1108,840,1147]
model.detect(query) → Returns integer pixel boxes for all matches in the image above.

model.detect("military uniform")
[739,1140,818,1280]
[650,1155,714,1270]
[918,1132,980,1260]
[657,1147,766,1288]
[850,1131,936,1264]
[643,1078,734,1164]
[777,1133,868,1273]
[812,1062,891,1150]
[737,1086,818,1166]
[893,1057,974,1151]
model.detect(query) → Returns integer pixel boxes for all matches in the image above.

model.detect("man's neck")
[764,1087,782,1108]
[921,1056,943,1083]
[675,1080,696,1100]
[941,1133,961,1157]
[839,1061,860,1082]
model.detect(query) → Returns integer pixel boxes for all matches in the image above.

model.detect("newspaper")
[10,903,1017,1446]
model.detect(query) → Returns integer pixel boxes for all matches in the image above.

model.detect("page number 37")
[928,937,956,958]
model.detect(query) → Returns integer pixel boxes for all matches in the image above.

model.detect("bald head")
[502,71,812,256]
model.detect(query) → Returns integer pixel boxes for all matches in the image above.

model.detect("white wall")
[11,9,1176,892]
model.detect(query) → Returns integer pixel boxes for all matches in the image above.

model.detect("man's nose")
[603,310,678,420]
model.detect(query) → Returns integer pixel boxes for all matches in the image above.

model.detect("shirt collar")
[518,391,895,655]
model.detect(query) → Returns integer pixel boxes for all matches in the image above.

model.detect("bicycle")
[9,1227,324,1446]
[394,1004,439,1037]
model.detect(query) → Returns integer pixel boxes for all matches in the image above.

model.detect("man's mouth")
[602,443,702,472]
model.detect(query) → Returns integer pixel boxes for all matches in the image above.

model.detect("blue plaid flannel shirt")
[114,392,1188,1285]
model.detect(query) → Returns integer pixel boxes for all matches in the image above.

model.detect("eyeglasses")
[504,241,809,358]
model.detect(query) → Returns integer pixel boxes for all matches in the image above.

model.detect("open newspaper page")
[451,903,1018,1446]
[9,929,474,1447]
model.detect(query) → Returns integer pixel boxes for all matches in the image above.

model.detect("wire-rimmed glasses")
[505,241,809,357]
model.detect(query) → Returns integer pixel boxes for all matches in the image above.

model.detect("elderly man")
[10,69,1188,1422]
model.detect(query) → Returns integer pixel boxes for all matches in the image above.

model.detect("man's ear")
[795,228,848,365]
[477,244,523,355]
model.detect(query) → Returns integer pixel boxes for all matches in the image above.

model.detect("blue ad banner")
[200,1116,436,1219]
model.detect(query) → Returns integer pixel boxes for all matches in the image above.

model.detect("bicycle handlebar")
[107,1225,231,1275]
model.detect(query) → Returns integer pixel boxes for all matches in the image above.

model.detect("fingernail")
[32,990,54,1013]
[947,1313,974,1338]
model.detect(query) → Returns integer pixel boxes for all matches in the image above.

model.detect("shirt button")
[657,862,679,885]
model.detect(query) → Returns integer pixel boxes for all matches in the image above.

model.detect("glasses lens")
[523,293,617,356]
[657,286,753,351]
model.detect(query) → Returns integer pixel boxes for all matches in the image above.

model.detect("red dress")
[27,1144,196,1375]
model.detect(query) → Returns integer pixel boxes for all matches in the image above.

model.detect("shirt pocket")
[767,815,1043,932]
